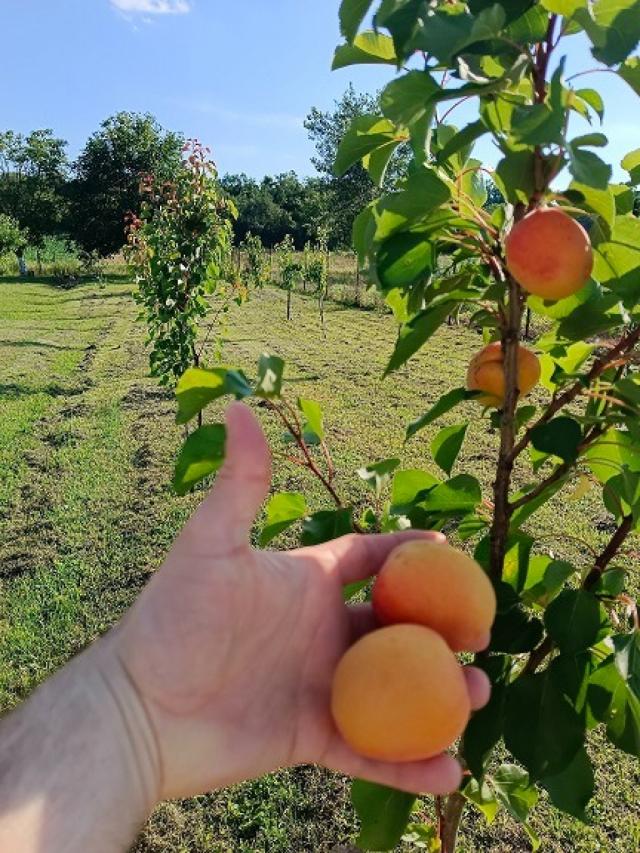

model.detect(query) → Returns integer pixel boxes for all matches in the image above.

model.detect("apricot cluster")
[331,541,496,762]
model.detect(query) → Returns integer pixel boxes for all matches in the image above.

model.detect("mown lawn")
[0,277,638,852]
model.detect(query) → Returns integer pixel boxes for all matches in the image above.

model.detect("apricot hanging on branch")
[466,341,541,408]
[505,207,593,300]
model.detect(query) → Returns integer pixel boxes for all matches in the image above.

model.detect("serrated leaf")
[504,670,585,780]
[540,747,595,821]
[621,147,640,184]
[419,474,482,514]
[391,468,440,510]
[254,353,284,398]
[568,146,612,190]
[297,397,325,440]
[339,0,374,42]
[173,424,226,496]
[431,423,468,477]
[301,508,353,546]
[545,590,604,654]
[406,387,475,440]
[352,780,416,852]
[175,366,253,425]
[332,30,397,69]
[385,302,453,374]
[334,114,399,177]
[462,655,511,779]
[530,416,582,463]
[618,55,640,96]
[587,633,640,757]
[377,232,435,290]
[259,492,307,547]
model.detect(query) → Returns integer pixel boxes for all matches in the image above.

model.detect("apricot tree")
[170,2,640,850]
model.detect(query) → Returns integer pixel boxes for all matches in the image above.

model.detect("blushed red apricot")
[505,207,593,300]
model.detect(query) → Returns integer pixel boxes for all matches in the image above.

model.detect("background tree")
[0,213,27,257]
[0,129,69,254]
[220,172,324,248]
[69,112,183,257]
[305,84,407,248]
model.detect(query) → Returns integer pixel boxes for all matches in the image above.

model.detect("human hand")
[111,403,490,803]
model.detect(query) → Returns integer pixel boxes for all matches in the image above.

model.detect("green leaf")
[594,567,626,597]
[173,424,226,496]
[259,492,308,547]
[578,0,640,66]
[301,508,353,546]
[412,5,506,64]
[504,670,585,780]
[568,146,612,190]
[435,120,488,165]
[564,182,614,239]
[175,366,252,425]
[380,70,440,127]
[339,0,374,41]
[254,353,284,398]
[494,151,536,205]
[621,147,640,184]
[391,468,441,510]
[419,474,482,514]
[373,167,452,242]
[574,87,605,122]
[571,132,608,148]
[542,0,588,15]
[530,416,582,463]
[377,232,435,290]
[431,423,468,477]
[297,398,325,440]
[492,764,539,825]
[618,55,640,96]
[489,600,544,653]
[545,590,604,654]
[540,747,595,821]
[352,780,416,852]
[612,182,636,214]
[385,302,453,374]
[586,428,640,484]
[334,115,399,177]
[464,777,500,825]
[588,633,640,757]
[357,458,401,497]
[364,139,403,187]
[332,31,397,69]
[406,387,476,441]
[521,556,575,608]
[462,655,511,779]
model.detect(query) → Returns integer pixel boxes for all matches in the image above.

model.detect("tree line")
[0,86,393,263]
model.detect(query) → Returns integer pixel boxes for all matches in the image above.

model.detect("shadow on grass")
[0,382,87,400]
[0,340,83,351]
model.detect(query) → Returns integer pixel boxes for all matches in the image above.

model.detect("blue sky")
[1,1,636,179]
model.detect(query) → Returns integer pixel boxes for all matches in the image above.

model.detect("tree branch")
[584,514,634,590]
[511,326,640,463]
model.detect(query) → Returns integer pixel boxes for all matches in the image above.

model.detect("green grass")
[0,277,638,851]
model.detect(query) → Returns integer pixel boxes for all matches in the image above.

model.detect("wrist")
[0,631,161,853]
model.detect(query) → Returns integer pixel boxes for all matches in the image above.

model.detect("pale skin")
[0,403,490,852]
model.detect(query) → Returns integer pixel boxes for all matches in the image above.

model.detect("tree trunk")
[287,290,292,321]
[441,792,466,853]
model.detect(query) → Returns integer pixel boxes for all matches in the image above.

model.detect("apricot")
[331,624,470,761]
[505,207,593,300]
[466,341,540,408]
[372,541,496,653]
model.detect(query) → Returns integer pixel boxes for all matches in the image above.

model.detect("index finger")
[297,529,446,585]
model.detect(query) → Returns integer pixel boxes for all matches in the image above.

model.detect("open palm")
[116,404,489,801]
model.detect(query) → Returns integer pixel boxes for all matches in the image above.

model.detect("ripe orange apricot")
[372,541,496,653]
[505,207,593,300]
[466,341,540,408]
[331,624,470,762]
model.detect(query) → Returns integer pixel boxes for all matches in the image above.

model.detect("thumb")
[189,402,272,550]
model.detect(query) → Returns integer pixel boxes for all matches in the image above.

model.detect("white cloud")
[110,0,191,15]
